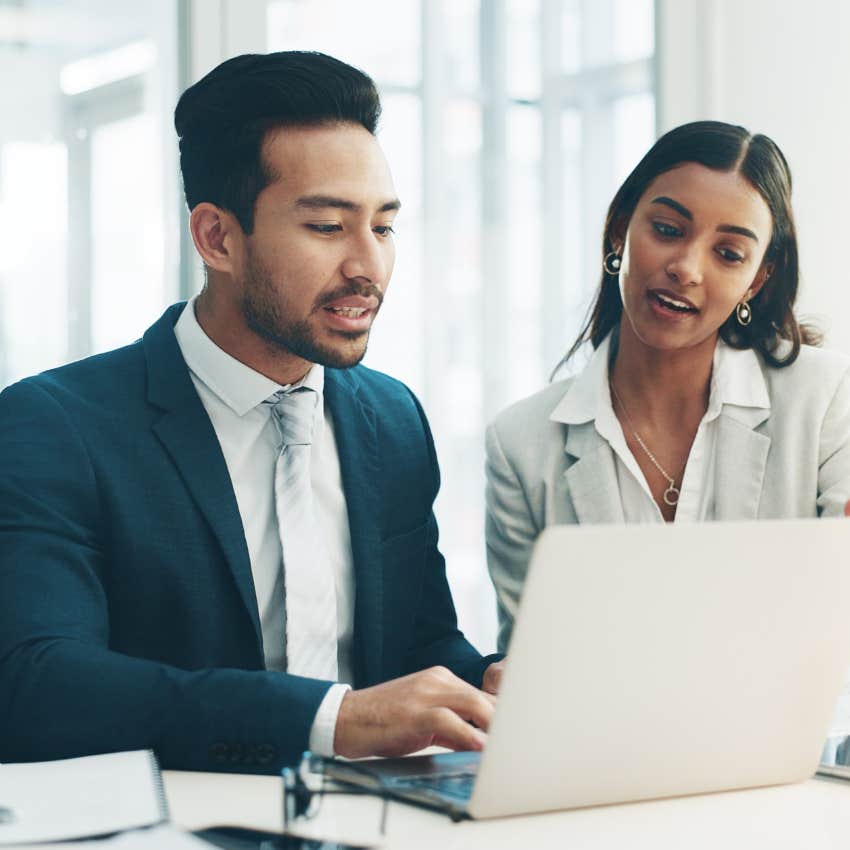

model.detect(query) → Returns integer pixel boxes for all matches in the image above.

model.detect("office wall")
[656,0,850,352]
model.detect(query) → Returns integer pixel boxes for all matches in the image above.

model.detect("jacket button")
[256,744,277,766]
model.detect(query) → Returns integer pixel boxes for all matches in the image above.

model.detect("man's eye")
[374,225,395,237]
[308,224,342,234]
[652,221,682,238]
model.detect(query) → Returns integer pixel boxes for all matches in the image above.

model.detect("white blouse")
[551,333,771,523]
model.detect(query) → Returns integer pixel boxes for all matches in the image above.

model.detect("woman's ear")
[747,260,775,301]
[608,214,628,255]
[189,203,243,275]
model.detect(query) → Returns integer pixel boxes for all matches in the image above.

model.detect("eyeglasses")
[281,752,389,837]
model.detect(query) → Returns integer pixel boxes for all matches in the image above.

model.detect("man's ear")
[189,203,243,275]
[746,260,774,301]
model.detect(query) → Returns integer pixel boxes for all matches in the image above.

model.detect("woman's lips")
[647,289,699,318]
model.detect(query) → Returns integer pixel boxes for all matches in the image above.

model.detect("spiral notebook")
[0,749,168,845]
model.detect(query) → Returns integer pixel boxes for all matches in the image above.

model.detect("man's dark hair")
[174,51,382,234]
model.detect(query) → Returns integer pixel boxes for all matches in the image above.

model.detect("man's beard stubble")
[240,250,383,370]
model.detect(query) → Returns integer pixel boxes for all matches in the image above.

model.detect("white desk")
[164,770,850,849]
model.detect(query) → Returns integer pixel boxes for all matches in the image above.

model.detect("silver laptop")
[325,519,850,819]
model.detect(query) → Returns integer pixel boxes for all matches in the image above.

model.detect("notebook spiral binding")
[146,750,171,824]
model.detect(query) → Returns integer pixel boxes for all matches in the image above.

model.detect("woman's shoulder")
[487,378,576,460]
[757,344,850,422]
[793,342,850,368]
[764,342,850,387]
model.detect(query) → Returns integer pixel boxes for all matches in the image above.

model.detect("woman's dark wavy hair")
[555,120,819,375]
[174,51,381,234]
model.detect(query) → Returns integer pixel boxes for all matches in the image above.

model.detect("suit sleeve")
[0,379,331,774]
[400,390,502,685]
[817,363,850,517]
[485,420,540,654]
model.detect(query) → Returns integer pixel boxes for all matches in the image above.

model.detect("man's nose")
[341,230,390,285]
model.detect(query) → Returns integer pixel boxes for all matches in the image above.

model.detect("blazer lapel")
[143,305,262,650]
[713,410,771,520]
[565,409,771,522]
[563,422,626,524]
[324,368,383,686]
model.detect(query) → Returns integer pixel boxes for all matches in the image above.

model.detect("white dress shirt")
[552,333,771,522]
[173,298,353,755]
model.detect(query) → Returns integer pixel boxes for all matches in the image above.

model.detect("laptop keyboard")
[385,768,478,801]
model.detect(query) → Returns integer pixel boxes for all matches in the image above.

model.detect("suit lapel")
[713,410,771,520]
[143,305,262,650]
[563,422,626,524]
[324,368,383,686]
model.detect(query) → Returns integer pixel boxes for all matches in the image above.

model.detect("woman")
[486,121,850,653]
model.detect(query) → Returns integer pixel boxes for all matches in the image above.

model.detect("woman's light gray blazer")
[485,344,850,653]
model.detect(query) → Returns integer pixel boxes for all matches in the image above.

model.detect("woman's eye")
[718,247,745,263]
[373,225,396,237]
[652,221,682,238]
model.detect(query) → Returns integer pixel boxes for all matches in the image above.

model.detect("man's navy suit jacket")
[0,304,496,773]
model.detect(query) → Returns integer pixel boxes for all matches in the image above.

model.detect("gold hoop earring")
[603,252,622,275]
[736,301,752,326]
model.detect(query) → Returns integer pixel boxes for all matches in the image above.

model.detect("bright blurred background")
[2,1,849,672]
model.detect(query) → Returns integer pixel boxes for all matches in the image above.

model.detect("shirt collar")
[550,334,614,426]
[710,338,770,416]
[173,297,325,416]
[549,330,770,428]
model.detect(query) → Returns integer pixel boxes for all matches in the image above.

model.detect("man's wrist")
[478,653,506,687]
[308,683,351,757]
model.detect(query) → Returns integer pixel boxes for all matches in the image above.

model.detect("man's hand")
[481,659,506,696]
[333,666,495,759]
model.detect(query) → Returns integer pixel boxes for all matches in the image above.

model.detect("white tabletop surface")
[163,769,850,850]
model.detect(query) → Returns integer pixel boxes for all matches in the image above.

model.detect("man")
[0,51,503,774]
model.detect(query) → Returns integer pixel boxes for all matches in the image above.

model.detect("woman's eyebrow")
[651,196,759,242]
[651,196,692,219]
[717,224,759,242]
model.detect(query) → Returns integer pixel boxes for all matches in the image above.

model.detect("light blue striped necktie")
[267,387,338,681]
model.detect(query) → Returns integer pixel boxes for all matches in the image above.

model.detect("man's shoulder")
[1,304,183,413]
[2,338,147,412]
